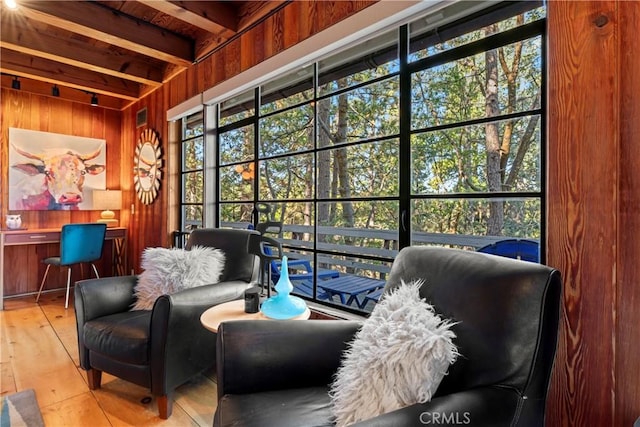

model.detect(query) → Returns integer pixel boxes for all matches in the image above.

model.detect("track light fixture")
[11,76,20,90]
[52,84,60,97]
[76,89,100,106]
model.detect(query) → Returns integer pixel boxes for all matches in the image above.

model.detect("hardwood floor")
[0,290,218,426]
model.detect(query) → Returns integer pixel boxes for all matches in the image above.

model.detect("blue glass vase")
[260,256,308,319]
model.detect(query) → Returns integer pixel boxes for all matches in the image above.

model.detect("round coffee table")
[200,299,311,332]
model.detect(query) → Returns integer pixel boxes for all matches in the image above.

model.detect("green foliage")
[213,9,544,246]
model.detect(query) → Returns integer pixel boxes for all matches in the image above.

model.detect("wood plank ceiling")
[0,0,288,110]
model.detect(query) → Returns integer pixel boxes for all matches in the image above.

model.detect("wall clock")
[134,128,162,205]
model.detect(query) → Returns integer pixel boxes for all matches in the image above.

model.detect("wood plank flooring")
[0,290,218,426]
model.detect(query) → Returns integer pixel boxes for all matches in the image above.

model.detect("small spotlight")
[52,85,60,97]
[90,93,98,106]
[11,76,20,90]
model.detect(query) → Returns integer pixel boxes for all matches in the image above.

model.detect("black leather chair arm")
[75,275,138,322]
[353,386,523,427]
[216,319,362,399]
[74,275,138,370]
[149,281,253,395]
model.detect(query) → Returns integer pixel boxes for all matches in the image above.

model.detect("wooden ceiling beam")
[140,0,238,33]
[1,49,140,100]
[0,0,295,106]
[0,18,163,87]
[162,62,190,84]
[17,0,194,66]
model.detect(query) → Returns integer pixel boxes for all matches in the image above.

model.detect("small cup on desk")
[244,287,260,313]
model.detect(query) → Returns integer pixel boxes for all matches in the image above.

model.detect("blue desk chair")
[36,223,107,309]
[477,239,539,263]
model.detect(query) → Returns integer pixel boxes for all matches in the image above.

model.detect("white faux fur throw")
[330,280,458,427]
[131,246,225,310]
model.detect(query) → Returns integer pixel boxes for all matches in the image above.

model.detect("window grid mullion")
[208,4,546,312]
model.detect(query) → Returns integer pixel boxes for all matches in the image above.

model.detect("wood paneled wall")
[120,88,170,275]
[0,89,124,294]
[1,1,375,277]
[2,0,639,424]
[164,1,376,108]
[121,0,375,274]
[1,90,123,225]
[547,1,640,426]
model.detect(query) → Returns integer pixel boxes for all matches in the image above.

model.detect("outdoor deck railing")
[174,223,538,310]
[211,222,536,276]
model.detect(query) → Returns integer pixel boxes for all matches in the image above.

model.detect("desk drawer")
[3,232,60,245]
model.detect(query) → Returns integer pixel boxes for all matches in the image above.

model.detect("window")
[409,9,545,248]
[180,111,205,231]
[189,1,546,314]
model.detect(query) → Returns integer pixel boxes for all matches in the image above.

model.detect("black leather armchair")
[214,246,562,427]
[74,228,259,419]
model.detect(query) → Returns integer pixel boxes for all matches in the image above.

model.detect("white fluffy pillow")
[330,280,458,426]
[131,246,225,311]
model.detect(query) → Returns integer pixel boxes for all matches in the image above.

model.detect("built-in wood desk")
[0,227,126,310]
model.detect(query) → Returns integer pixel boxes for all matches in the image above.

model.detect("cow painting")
[10,144,105,211]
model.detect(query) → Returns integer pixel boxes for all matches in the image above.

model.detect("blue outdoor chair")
[36,223,107,309]
[477,238,539,263]
[270,257,339,283]
[255,221,339,297]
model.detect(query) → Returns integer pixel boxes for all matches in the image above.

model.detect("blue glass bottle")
[260,256,308,319]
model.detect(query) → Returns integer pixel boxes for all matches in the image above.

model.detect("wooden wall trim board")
[2,1,640,424]
[616,2,640,425]
[547,1,617,423]
[547,1,639,426]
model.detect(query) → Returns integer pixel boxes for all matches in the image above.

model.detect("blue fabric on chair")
[477,239,539,262]
[36,223,107,309]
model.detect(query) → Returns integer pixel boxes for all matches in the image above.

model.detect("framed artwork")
[8,128,106,211]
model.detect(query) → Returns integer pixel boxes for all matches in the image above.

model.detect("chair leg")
[65,267,72,309]
[86,368,102,390]
[36,264,52,303]
[91,263,100,278]
[157,395,173,419]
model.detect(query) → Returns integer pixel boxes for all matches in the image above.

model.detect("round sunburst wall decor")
[133,128,162,205]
